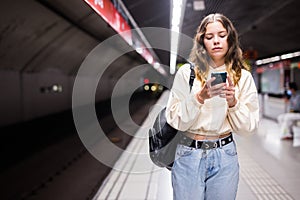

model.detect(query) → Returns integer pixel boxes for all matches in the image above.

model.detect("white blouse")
[166,63,259,136]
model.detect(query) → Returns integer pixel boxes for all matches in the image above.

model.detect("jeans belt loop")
[195,140,198,149]
[218,138,222,148]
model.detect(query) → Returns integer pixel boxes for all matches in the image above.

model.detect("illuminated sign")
[84,0,162,72]
[84,0,132,45]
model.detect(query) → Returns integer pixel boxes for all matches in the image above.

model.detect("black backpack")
[148,63,195,170]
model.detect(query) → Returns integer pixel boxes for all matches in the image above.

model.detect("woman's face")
[203,21,228,66]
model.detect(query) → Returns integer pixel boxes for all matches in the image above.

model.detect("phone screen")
[211,72,227,86]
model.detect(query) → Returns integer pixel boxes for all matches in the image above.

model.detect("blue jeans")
[171,140,239,200]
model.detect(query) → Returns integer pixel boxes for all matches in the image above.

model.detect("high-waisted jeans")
[171,140,239,200]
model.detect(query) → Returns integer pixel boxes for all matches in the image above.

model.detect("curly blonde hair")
[189,13,249,86]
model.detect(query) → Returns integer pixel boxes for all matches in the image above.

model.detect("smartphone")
[211,72,227,86]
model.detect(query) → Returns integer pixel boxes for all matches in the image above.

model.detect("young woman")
[166,13,259,199]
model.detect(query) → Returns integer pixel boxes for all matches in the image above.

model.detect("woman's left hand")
[224,76,237,107]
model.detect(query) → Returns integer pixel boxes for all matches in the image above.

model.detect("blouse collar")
[209,64,226,72]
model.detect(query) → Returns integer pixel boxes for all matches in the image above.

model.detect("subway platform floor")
[93,92,300,200]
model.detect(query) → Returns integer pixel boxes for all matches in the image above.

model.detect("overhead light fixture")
[255,50,300,65]
[280,51,300,60]
[193,0,205,11]
[153,62,160,69]
[170,0,186,74]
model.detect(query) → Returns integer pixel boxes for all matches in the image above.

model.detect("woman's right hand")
[195,77,226,103]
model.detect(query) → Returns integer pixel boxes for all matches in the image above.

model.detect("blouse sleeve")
[166,65,203,131]
[227,70,260,136]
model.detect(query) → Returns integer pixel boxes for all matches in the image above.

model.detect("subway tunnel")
[1,0,300,199]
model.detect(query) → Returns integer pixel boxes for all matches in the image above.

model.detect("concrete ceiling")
[1,0,300,76]
[0,0,145,76]
[123,0,300,64]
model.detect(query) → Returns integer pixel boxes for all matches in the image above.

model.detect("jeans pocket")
[175,144,194,158]
[222,141,237,156]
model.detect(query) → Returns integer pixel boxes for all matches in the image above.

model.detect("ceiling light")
[280,51,300,60]
[193,0,205,11]
[153,62,160,69]
[170,0,185,74]
[256,50,300,65]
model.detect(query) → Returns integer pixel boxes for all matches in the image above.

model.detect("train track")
[0,93,158,200]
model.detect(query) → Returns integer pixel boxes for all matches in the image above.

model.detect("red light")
[144,78,150,84]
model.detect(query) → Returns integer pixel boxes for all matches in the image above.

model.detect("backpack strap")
[188,62,195,92]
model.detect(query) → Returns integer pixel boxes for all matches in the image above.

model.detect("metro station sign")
[84,0,132,45]
[84,0,161,69]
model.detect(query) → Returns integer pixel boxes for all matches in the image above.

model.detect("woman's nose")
[213,36,220,44]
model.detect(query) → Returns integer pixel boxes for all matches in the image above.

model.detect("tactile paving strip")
[239,149,294,200]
